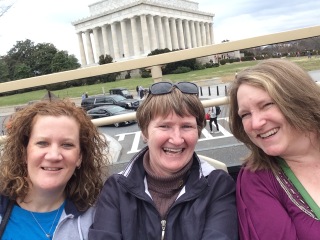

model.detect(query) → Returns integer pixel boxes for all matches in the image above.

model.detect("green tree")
[99,54,113,64]
[66,54,81,70]
[13,63,32,80]
[0,58,9,83]
[1,39,81,94]
[32,43,58,75]
[51,50,80,72]
[3,39,81,81]
[147,48,197,75]
[98,54,119,83]
[4,39,35,79]
[147,48,171,56]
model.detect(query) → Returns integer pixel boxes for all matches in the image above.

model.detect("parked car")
[87,105,136,127]
[109,87,133,99]
[81,94,140,111]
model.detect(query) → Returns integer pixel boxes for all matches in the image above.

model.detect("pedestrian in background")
[139,85,144,99]
[81,93,86,101]
[208,106,220,133]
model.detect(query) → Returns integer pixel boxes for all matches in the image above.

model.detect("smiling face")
[144,111,199,177]
[237,84,304,158]
[26,115,82,195]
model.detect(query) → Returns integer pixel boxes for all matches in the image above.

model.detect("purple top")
[236,167,320,240]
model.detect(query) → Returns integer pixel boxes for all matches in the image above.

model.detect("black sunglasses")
[149,82,199,96]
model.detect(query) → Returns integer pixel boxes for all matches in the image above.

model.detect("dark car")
[81,94,140,111]
[87,105,136,127]
[109,87,133,99]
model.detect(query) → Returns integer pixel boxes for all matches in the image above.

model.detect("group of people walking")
[1,58,319,240]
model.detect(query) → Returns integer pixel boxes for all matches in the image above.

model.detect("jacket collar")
[64,198,83,217]
[117,147,216,202]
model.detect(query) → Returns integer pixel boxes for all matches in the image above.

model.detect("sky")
[0,0,319,61]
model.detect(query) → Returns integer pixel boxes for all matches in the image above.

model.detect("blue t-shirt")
[2,201,65,240]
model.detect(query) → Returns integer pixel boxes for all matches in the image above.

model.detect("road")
[1,70,319,177]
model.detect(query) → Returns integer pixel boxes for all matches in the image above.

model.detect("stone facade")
[72,0,214,66]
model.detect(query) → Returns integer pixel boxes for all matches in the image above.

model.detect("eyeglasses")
[149,82,199,96]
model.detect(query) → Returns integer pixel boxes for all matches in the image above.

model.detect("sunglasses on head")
[149,82,199,96]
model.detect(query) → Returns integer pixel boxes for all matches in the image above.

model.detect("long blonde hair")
[228,59,320,172]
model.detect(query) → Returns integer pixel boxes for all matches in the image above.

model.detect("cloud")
[0,0,319,60]
[199,0,320,43]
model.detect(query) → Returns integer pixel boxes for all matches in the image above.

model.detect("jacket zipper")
[161,219,166,240]
[159,185,207,240]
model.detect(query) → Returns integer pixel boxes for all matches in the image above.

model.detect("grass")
[1,56,319,107]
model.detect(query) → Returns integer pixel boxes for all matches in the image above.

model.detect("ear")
[141,132,148,143]
[76,154,82,168]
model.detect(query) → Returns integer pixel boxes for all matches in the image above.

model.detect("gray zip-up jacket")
[0,196,94,240]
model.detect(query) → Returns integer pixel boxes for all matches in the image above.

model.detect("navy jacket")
[89,147,238,240]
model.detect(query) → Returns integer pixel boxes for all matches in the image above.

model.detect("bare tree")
[0,0,15,18]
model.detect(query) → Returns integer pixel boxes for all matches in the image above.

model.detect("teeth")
[163,148,183,154]
[42,167,61,171]
[259,128,279,138]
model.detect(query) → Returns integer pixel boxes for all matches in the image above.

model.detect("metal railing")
[0,25,320,145]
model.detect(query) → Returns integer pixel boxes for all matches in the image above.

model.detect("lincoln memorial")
[72,0,215,66]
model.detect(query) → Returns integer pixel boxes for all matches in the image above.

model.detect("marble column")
[205,22,211,45]
[183,20,191,49]
[170,18,179,50]
[177,19,185,49]
[148,15,158,50]
[93,27,102,59]
[200,22,206,46]
[85,30,94,64]
[120,20,130,58]
[156,16,165,49]
[190,20,197,48]
[101,24,110,55]
[163,17,172,50]
[195,21,202,47]
[130,16,140,56]
[140,14,150,54]
[111,22,120,60]
[209,23,214,44]
[77,32,87,65]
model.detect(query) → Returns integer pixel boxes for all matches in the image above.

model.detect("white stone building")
[72,0,215,66]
